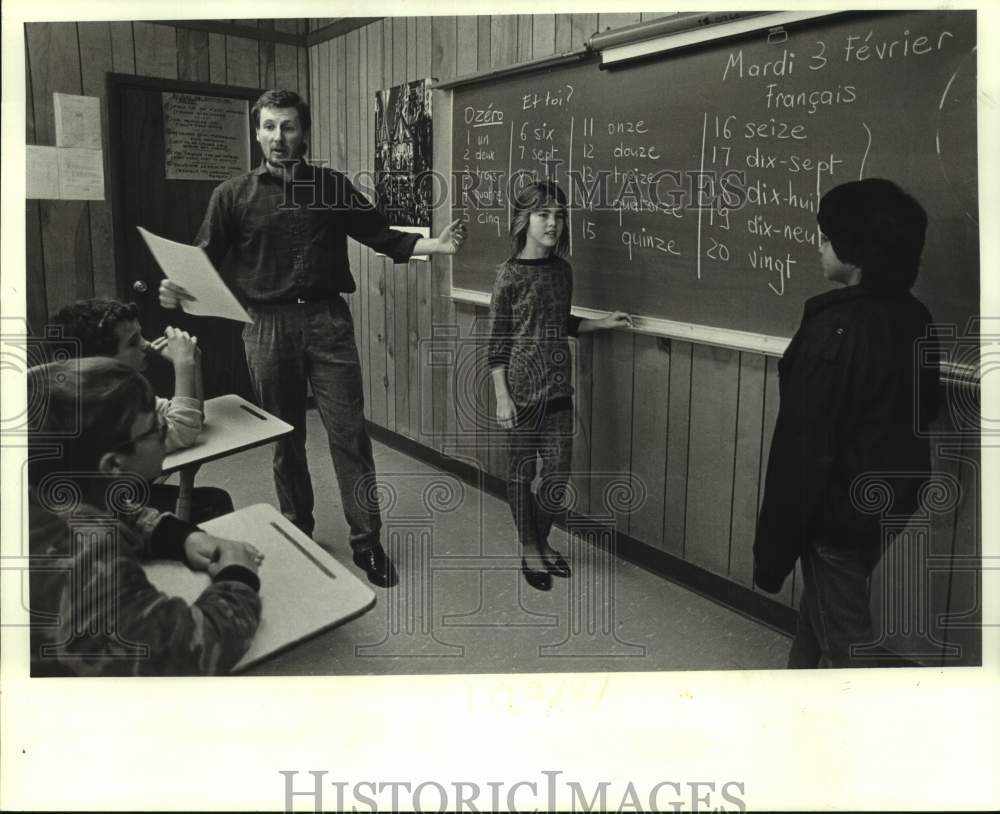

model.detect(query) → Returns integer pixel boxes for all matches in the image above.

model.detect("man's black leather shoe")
[352,544,398,588]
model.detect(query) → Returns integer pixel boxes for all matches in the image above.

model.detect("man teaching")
[160,89,466,588]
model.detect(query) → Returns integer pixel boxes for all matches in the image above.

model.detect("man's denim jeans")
[242,297,380,549]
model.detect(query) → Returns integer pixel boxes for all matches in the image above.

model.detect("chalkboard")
[451,10,978,341]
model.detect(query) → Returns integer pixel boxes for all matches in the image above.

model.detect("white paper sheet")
[137,226,252,323]
[26,146,60,199]
[57,148,104,200]
[54,93,102,149]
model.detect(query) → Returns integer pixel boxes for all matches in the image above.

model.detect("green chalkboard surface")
[452,10,978,340]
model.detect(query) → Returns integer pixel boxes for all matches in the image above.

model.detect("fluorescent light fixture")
[597,11,833,67]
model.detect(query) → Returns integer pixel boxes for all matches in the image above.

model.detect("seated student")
[754,178,942,668]
[51,298,233,522]
[28,357,263,676]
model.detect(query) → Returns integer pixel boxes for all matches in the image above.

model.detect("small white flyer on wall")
[53,93,102,149]
[26,146,60,199]
[58,148,105,200]
[26,145,104,200]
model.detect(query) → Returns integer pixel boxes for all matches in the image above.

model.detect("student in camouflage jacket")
[28,357,262,676]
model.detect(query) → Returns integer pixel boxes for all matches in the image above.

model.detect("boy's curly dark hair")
[50,298,139,358]
[817,178,927,294]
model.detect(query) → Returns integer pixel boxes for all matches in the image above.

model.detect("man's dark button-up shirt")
[196,161,419,304]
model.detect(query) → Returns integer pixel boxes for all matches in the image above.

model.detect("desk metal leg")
[175,464,201,521]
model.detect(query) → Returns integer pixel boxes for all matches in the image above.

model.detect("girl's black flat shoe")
[521,557,552,591]
[541,552,571,578]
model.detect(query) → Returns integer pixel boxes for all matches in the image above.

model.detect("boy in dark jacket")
[754,179,942,668]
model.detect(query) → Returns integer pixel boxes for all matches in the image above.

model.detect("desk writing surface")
[145,503,376,672]
[161,394,293,473]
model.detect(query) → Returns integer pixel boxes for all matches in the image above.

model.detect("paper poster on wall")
[27,145,104,200]
[26,146,61,199]
[57,148,105,200]
[162,93,250,181]
[53,93,102,149]
[374,78,433,238]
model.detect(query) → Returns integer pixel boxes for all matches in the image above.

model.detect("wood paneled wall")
[312,14,981,666]
[24,20,309,332]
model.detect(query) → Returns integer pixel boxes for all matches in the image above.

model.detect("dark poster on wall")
[374,78,433,229]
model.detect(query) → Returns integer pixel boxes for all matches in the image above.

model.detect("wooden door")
[109,74,264,400]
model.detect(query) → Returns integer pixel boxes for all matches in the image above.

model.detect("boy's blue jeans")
[242,298,380,549]
[788,538,886,668]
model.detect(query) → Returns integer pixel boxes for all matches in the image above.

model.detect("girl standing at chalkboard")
[488,179,632,591]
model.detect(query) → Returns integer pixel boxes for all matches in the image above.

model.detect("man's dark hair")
[817,178,928,294]
[251,89,312,131]
[50,298,139,358]
[27,357,155,487]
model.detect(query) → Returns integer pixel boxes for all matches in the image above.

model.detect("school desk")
[144,502,377,672]
[160,394,293,520]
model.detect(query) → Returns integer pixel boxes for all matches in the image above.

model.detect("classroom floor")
[191,410,791,675]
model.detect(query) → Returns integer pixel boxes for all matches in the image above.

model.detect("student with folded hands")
[28,357,263,676]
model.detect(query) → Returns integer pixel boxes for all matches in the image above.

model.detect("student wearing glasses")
[28,358,263,676]
[51,298,233,523]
